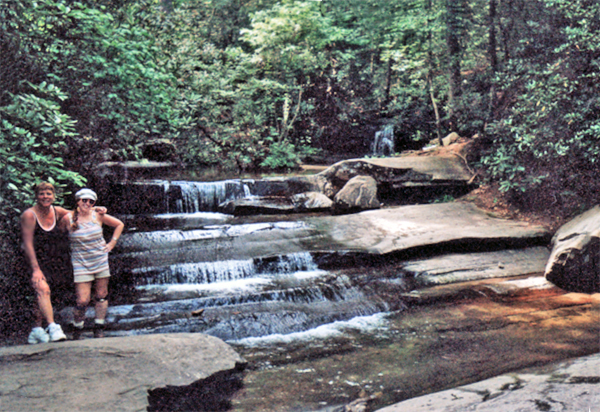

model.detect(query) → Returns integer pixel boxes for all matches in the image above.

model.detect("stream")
[68,172,599,411]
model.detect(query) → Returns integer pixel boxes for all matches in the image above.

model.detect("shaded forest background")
[1,0,599,338]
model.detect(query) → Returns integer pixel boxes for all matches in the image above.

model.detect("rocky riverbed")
[2,144,598,411]
[227,275,599,412]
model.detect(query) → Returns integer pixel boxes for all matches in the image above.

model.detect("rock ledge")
[0,333,245,412]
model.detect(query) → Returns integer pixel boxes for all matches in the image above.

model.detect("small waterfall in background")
[372,124,395,156]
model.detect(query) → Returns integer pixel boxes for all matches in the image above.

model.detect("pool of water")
[227,286,600,411]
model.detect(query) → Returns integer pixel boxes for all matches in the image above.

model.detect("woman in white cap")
[60,188,124,338]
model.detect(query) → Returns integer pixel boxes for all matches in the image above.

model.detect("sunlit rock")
[545,205,600,293]
[291,191,333,211]
[333,175,380,214]
[0,334,245,412]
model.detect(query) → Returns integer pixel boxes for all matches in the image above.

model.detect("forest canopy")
[1,0,599,229]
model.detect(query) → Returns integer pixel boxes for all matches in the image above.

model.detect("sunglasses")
[81,199,96,205]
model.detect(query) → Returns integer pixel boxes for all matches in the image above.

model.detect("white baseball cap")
[75,188,97,201]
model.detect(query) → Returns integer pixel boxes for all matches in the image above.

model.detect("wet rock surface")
[228,278,599,412]
[9,149,595,412]
[93,150,475,215]
[377,351,600,412]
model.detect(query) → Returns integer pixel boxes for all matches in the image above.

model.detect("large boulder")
[318,153,473,194]
[545,205,600,293]
[0,333,246,412]
[333,175,380,213]
[291,191,334,211]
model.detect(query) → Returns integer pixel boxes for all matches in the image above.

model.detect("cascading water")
[372,124,395,156]
[166,180,253,213]
[103,180,391,341]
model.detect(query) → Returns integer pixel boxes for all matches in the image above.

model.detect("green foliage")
[260,141,301,170]
[1,0,599,207]
[0,83,86,227]
[481,0,600,199]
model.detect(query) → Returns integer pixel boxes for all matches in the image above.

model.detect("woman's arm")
[20,210,41,275]
[58,213,71,233]
[55,205,107,219]
[101,214,124,253]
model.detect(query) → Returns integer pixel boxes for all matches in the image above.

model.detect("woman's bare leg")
[74,282,92,324]
[94,277,109,322]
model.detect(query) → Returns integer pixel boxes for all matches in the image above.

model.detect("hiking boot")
[69,322,85,340]
[47,323,67,342]
[28,327,50,344]
[93,323,106,339]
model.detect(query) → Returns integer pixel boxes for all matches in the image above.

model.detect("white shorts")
[74,269,111,283]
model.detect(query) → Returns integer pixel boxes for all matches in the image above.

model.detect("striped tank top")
[69,211,109,276]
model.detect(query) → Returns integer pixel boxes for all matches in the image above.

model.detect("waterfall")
[132,252,320,286]
[132,259,256,285]
[166,180,251,213]
[104,175,392,342]
[372,124,395,156]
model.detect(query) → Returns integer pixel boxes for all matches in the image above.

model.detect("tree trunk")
[488,0,498,122]
[488,0,498,73]
[427,0,443,143]
[446,0,463,130]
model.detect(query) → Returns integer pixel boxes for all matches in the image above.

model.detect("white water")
[372,125,395,156]
[166,180,253,213]
[232,312,390,346]
[131,252,321,285]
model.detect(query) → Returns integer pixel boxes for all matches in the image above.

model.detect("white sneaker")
[28,327,50,344]
[47,323,67,342]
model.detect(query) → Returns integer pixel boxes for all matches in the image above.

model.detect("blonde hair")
[34,182,55,196]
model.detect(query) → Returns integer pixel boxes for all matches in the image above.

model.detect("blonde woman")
[60,188,124,338]
[21,182,107,344]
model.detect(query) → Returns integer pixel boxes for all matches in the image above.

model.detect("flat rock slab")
[300,202,550,255]
[319,155,473,185]
[118,202,551,267]
[364,155,473,183]
[401,246,551,287]
[0,333,245,412]
[148,202,550,264]
[376,352,600,412]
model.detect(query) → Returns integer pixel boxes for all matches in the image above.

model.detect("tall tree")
[445,0,465,130]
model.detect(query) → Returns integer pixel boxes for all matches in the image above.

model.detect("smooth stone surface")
[319,154,472,187]
[545,204,600,292]
[302,202,549,255]
[0,333,245,412]
[230,276,599,411]
[401,246,550,287]
[115,203,550,268]
[376,352,600,412]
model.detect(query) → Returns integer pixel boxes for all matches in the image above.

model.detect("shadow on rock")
[148,363,246,412]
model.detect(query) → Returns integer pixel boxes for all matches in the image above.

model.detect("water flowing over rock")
[372,125,395,156]
[10,145,591,412]
[76,201,551,345]
[91,149,474,216]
